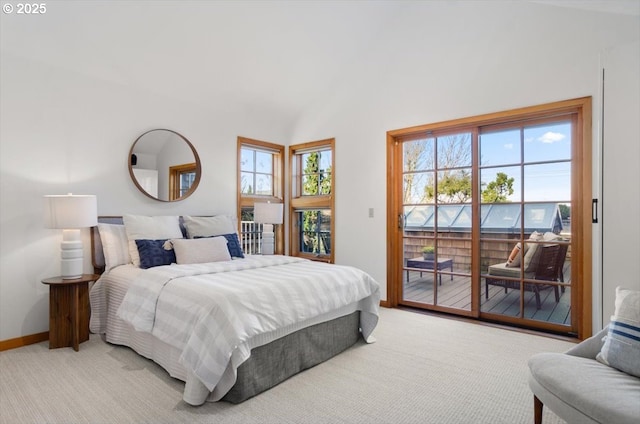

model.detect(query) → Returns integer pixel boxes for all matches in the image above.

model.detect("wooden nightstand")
[41,274,99,351]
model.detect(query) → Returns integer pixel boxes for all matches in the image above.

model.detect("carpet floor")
[0,308,573,423]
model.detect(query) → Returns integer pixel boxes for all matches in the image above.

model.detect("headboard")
[91,216,125,274]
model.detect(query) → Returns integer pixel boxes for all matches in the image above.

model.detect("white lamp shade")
[44,195,98,229]
[254,202,283,225]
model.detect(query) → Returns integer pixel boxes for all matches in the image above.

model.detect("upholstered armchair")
[527,287,640,424]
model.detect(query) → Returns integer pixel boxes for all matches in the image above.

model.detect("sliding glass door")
[479,118,573,330]
[401,131,475,316]
[387,98,591,337]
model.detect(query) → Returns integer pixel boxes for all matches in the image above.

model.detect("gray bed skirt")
[223,311,361,403]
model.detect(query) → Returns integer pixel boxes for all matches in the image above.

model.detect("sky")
[403,120,572,205]
[480,121,571,203]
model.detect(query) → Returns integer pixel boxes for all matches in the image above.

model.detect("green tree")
[302,152,331,195]
[558,204,570,220]
[301,152,332,254]
[481,172,514,203]
[425,170,472,203]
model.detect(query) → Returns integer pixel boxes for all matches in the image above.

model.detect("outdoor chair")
[485,243,567,309]
[555,243,569,293]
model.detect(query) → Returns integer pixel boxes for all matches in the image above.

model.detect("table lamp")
[254,202,283,255]
[44,194,98,279]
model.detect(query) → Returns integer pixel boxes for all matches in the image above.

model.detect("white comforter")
[116,255,380,396]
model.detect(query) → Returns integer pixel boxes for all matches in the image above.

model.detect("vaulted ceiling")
[1,1,637,128]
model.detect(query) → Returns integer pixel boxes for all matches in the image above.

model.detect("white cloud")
[538,132,566,144]
[504,143,513,149]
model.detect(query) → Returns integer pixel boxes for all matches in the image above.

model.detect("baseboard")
[0,332,49,351]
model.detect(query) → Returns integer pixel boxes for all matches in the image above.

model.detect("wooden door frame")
[386,97,592,339]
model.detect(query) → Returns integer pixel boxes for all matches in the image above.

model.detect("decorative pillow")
[169,237,231,264]
[523,231,544,272]
[183,215,237,238]
[98,223,131,272]
[123,215,183,267]
[195,233,244,258]
[505,242,524,268]
[135,239,176,269]
[596,287,640,378]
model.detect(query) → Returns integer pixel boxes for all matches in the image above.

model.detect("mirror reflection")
[128,129,201,202]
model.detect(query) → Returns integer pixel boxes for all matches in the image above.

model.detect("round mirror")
[128,129,201,202]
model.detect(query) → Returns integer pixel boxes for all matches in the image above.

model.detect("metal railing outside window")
[240,221,263,254]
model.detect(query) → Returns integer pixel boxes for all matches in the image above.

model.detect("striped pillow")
[98,223,131,272]
[596,287,640,378]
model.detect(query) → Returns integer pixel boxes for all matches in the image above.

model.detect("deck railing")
[240,221,262,255]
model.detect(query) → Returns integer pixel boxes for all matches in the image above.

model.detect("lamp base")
[261,228,275,255]
[60,229,83,279]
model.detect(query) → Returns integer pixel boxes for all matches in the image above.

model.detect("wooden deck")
[402,263,572,326]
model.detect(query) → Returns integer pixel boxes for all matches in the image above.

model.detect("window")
[237,137,284,254]
[169,163,197,201]
[240,148,274,195]
[289,139,335,262]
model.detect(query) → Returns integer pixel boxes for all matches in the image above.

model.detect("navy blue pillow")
[195,233,244,258]
[221,233,244,258]
[135,239,176,269]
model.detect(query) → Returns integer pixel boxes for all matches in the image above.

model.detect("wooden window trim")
[169,162,197,201]
[289,138,335,263]
[237,137,285,254]
[387,97,592,339]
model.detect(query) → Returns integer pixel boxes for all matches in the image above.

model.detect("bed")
[88,215,380,405]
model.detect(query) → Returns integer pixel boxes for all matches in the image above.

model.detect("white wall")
[1,1,638,340]
[0,53,289,341]
[601,40,640,324]
[289,2,640,328]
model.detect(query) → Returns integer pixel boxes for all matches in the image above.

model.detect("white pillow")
[170,237,231,264]
[183,215,237,238]
[123,215,183,267]
[596,287,640,378]
[97,223,131,272]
